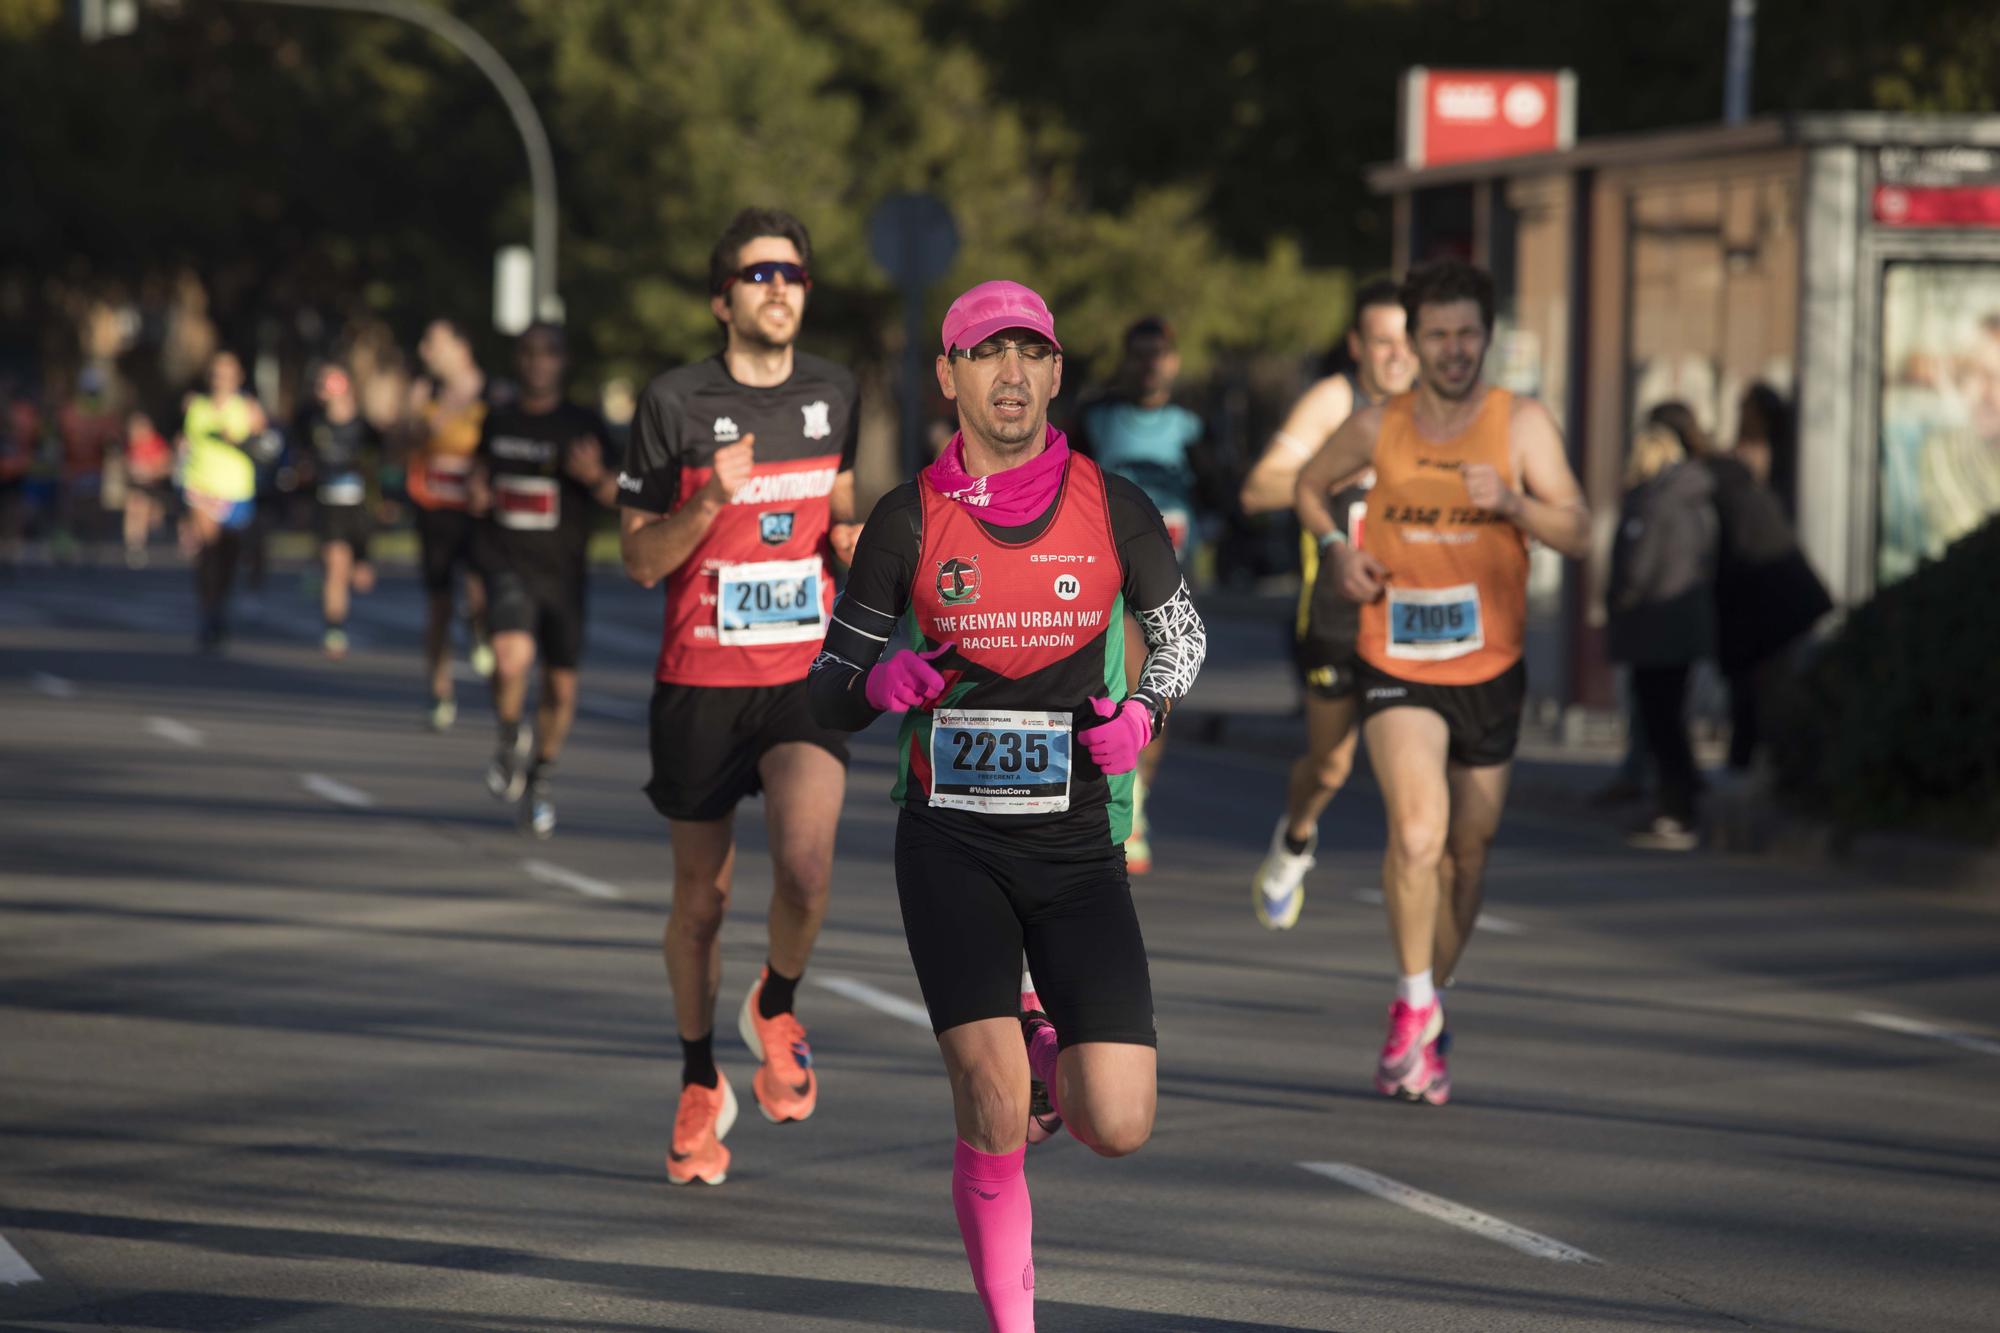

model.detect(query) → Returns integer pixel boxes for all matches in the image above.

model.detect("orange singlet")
[1356,387,1527,686]
[406,395,486,511]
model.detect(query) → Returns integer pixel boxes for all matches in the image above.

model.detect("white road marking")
[1352,888,1525,934]
[815,975,932,1030]
[30,672,76,699]
[578,697,647,722]
[299,773,375,808]
[1299,1162,1600,1264]
[144,716,205,747]
[0,1234,42,1285]
[521,858,622,901]
[1855,1011,2000,1057]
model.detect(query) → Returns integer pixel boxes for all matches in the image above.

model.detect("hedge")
[1770,515,2000,843]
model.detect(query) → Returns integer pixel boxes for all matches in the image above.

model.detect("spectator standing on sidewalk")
[1607,422,1716,851]
[1651,398,1830,776]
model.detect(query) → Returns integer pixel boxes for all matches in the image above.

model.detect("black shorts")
[1295,636,1362,701]
[415,506,478,597]
[318,504,372,559]
[1296,565,1362,699]
[1356,659,1527,768]
[644,679,849,822]
[487,565,586,671]
[895,809,1156,1047]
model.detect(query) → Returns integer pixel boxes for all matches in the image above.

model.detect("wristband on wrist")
[1316,529,1346,550]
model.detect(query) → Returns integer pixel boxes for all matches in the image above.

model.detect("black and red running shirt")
[475,401,610,581]
[618,352,859,687]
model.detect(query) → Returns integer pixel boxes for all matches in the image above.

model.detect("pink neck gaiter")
[924,427,1070,526]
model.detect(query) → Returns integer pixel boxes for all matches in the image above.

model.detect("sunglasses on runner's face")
[951,338,1057,364]
[722,261,812,292]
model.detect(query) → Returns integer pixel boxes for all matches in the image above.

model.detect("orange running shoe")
[666,1073,737,1186]
[738,969,818,1124]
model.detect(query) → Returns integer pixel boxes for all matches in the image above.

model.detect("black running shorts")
[318,503,372,559]
[415,506,478,597]
[486,566,586,671]
[894,809,1157,1049]
[644,679,849,823]
[1295,638,1362,701]
[1355,659,1527,768]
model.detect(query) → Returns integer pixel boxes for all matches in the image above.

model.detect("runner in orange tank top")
[1298,259,1590,1106]
[399,317,492,731]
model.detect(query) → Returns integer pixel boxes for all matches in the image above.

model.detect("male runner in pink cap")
[810,278,1207,1330]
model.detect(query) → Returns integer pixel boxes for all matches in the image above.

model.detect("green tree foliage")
[519,0,1345,381]
[4,0,1996,390]
[953,0,2000,269]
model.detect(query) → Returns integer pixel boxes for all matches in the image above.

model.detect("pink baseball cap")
[941,280,1061,354]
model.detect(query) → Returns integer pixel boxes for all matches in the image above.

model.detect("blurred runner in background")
[1074,316,1205,874]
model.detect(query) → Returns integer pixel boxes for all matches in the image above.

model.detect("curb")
[1183,705,2000,895]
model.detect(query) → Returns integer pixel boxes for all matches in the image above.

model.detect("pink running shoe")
[1405,1031,1451,1105]
[1373,999,1444,1099]
[1020,1000,1063,1146]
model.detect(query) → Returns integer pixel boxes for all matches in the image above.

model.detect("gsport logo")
[1053,574,1080,601]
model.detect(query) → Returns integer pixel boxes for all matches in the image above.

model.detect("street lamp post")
[229,0,561,320]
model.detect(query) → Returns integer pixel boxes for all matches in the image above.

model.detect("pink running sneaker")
[1373,999,1444,1099]
[1020,1002,1063,1146]
[1405,1031,1451,1105]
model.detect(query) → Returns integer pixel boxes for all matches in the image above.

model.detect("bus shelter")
[1369,113,2000,707]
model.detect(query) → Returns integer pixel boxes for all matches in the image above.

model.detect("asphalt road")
[2,562,1995,1332]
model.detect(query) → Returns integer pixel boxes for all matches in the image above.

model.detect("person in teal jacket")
[1074,317,1208,874]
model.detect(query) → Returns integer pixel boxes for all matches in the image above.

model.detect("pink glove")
[1078,696,1153,775]
[865,642,954,713]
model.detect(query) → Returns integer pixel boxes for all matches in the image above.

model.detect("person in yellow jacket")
[178,351,268,652]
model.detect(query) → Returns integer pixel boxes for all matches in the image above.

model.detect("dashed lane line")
[299,773,375,808]
[144,716,205,747]
[521,859,623,901]
[815,975,932,1030]
[1299,1161,1600,1264]
[30,672,76,699]
[1855,1010,2000,1057]
[0,1234,42,1285]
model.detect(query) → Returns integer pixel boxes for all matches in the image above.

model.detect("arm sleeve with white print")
[1106,473,1206,715]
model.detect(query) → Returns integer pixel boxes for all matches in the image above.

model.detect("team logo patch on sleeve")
[936,555,981,606]
[760,511,796,544]
[801,400,831,440]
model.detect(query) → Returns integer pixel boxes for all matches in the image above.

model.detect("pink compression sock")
[952,1139,1035,1332]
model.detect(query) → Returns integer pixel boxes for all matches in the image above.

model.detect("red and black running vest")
[892,453,1138,845]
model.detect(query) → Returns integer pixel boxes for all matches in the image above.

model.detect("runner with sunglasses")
[618,208,860,1186]
[810,280,1205,1330]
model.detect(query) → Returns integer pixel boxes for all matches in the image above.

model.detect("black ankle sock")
[758,963,800,1019]
[1283,829,1311,855]
[498,720,520,752]
[681,1033,717,1088]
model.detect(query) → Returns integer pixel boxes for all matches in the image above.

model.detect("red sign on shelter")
[1402,68,1576,169]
